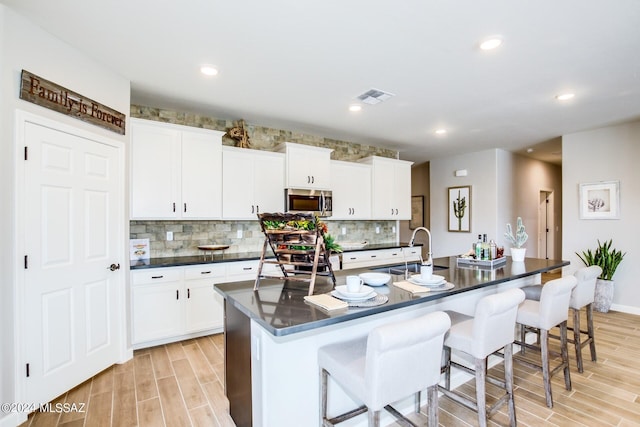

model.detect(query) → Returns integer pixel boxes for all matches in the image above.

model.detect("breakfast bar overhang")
[215,256,568,427]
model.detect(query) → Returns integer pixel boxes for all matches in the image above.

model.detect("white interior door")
[21,119,123,405]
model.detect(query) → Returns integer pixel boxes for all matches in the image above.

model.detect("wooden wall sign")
[20,70,126,135]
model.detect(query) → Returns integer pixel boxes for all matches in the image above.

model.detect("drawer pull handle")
[187,288,191,298]
[243,267,253,271]
[151,275,164,279]
[176,290,179,300]
[201,271,212,274]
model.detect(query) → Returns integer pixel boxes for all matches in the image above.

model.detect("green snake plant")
[576,239,625,281]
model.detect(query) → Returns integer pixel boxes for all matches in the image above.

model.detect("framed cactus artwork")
[579,180,620,219]
[448,185,471,232]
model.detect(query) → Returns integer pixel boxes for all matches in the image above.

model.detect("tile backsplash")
[130,220,397,258]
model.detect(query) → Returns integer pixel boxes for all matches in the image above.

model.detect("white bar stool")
[520,265,602,373]
[318,311,451,427]
[439,288,526,427]
[569,265,602,372]
[515,275,577,408]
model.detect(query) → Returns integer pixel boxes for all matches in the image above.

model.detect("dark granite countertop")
[129,243,420,270]
[215,256,569,337]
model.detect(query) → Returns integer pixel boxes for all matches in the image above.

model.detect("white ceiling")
[4,0,640,165]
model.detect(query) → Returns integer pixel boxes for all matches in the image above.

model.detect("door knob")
[108,263,121,271]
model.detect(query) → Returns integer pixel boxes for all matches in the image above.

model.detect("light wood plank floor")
[20,277,640,426]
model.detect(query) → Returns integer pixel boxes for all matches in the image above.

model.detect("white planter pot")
[510,247,526,262]
[594,278,614,313]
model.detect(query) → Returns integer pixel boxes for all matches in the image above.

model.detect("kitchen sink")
[370,263,448,275]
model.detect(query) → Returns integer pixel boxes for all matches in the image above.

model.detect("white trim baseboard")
[609,303,640,316]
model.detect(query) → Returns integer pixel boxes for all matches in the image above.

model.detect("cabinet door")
[331,161,371,220]
[371,163,395,219]
[184,280,224,332]
[131,281,183,344]
[184,264,225,332]
[284,144,332,190]
[393,162,412,219]
[367,157,412,220]
[130,120,180,218]
[222,149,255,219]
[253,152,285,215]
[181,130,222,218]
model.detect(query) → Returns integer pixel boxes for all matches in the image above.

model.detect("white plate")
[331,290,377,302]
[358,272,391,287]
[409,274,446,285]
[409,277,446,287]
[333,285,375,300]
[428,282,455,292]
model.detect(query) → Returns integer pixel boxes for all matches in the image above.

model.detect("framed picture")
[410,196,424,229]
[579,180,620,219]
[448,186,471,232]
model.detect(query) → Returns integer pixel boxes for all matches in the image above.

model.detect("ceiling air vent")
[356,88,395,105]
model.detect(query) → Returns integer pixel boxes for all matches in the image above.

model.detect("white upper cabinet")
[277,142,333,190]
[359,156,413,220]
[222,146,285,219]
[330,160,372,220]
[130,119,224,219]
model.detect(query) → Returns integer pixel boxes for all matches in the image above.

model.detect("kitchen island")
[215,256,568,427]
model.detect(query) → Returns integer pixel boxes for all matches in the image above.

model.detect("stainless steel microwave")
[284,189,332,217]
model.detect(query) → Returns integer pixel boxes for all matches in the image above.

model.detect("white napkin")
[392,280,431,294]
[304,294,349,311]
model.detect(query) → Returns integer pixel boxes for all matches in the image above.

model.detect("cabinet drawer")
[402,247,422,262]
[342,250,384,264]
[132,268,182,285]
[184,264,226,280]
[226,260,259,278]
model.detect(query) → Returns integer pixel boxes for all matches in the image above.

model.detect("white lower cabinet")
[131,264,226,348]
[183,264,226,333]
[131,268,184,345]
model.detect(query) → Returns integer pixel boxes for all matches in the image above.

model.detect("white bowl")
[358,272,391,287]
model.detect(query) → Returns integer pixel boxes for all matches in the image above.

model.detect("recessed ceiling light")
[555,93,575,101]
[480,37,503,50]
[435,129,447,135]
[200,65,219,76]
[526,148,534,153]
[349,104,362,112]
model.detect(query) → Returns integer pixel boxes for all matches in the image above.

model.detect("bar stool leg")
[504,343,517,427]
[367,409,380,427]
[443,346,452,390]
[572,307,584,373]
[320,369,329,424]
[560,321,572,391]
[474,357,488,427]
[427,385,439,427]
[540,329,553,408]
[586,303,597,362]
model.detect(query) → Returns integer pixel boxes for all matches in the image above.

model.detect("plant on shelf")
[576,239,625,281]
[504,217,528,248]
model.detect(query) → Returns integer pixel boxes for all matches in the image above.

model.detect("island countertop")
[215,256,568,337]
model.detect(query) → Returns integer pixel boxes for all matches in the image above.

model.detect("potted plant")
[504,217,528,262]
[576,239,626,313]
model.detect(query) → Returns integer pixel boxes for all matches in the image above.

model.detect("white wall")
[0,6,130,425]
[430,148,562,259]
[430,149,499,257]
[563,121,640,313]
